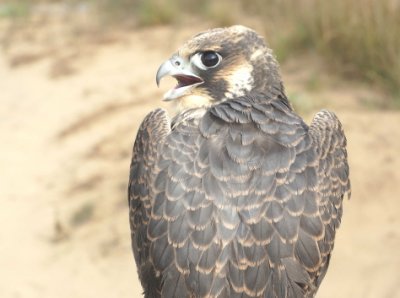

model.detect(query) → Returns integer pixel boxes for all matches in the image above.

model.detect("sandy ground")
[1,18,400,298]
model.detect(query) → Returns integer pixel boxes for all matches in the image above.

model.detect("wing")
[141,91,350,298]
[308,109,351,287]
[128,108,170,297]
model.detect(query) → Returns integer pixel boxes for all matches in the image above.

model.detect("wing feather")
[129,94,350,297]
[128,108,170,297]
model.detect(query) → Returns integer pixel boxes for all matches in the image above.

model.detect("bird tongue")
[174,75,203,89]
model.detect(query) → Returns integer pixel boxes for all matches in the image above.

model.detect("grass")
[2,0,399,103]
[93,0,219,27]
[0,1,31,19]
[94,0,176,27]
[93,0,400,102]
[256,0,400,100]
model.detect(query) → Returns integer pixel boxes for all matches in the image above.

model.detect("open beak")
[156,56,203,101]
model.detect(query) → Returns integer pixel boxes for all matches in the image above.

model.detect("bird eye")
[191,51,222,70]
[201,51,221,68]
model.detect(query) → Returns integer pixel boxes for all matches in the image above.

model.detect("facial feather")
[159,25,283,111]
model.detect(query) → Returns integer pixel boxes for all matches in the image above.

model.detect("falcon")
[128,25,350,298]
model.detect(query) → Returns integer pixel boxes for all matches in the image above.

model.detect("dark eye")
[201,51,221,68]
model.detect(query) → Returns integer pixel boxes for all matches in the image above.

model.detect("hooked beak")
[156,56,203,101]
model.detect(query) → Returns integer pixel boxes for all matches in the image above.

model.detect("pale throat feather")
[176,94,213,112]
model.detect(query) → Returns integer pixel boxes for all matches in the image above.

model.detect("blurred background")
[0,0,399,297]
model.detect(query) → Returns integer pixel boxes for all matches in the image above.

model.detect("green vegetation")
[0,1,31,19]
[2,0,399,102]
[93,0,218,27]
[254,0,400,99]
[92,0,400,101]
[94,0,176,26]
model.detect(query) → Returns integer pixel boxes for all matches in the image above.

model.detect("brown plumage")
[128,25,350,298]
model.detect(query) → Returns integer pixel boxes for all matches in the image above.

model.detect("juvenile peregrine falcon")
[128,25,350,298]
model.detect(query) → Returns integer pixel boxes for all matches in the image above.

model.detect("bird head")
[156,25,282,110]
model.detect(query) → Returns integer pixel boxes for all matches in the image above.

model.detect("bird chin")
[163,82,203,101]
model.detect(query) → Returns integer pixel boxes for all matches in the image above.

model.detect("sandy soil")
[1,19,399,298]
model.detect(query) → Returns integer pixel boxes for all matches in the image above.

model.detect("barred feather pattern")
[128,89,350,298]
[129,109,171,297]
